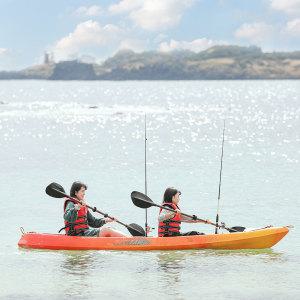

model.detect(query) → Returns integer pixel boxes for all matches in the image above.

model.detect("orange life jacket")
[158,203,181,237]
[63,199,89,235]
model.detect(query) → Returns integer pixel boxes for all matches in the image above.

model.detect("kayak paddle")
[46,182,146,237]
[131,191,244,233]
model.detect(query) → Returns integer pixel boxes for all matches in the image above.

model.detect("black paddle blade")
[131,191,154,209]
[45,182,66,198]
[228,226,246,233]
[127,223,146,236]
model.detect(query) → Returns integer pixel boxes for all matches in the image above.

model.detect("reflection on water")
[155,248,286,297]
[59,251,96,298]
[203,248,287,264]
[156,250,200,299]
[61,251,95,275]
[156,248,284,265]
[201,248,285,259]
[156,250,199,270]
[154,247,288,300]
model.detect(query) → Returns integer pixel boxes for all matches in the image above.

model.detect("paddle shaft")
[155,201,232,231]
[53,188,131,229]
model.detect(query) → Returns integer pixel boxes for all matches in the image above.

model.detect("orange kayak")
[18,226,289,251]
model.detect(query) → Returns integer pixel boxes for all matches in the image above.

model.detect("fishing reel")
[220,222,226,229]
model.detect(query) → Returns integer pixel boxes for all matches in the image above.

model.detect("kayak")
[18,226,289,251]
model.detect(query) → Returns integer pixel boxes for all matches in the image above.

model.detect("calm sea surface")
[1,80,299,299]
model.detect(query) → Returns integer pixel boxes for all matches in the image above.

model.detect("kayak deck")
[18,226,289,251]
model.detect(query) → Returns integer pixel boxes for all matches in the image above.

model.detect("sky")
[0,0,300,70]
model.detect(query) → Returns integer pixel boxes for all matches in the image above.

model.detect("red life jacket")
[158,203,181,237]
[63,199,89,235]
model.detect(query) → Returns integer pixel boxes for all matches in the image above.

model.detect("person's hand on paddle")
[74,203,81,211]
[105,217,116,223]
[74,201,85,210]
[191,214,212,224]
[175,208,181,215]
[165,209,180,219]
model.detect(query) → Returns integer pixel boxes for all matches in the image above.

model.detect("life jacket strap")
[163,220,181,224]
[59,221,88,234]
[158,225,181,230]
[66,228,87,236]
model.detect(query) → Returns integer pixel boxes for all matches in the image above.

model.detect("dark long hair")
[70,181,87,197]
[163,187,181,203]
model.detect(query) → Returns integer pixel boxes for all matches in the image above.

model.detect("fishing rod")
[215,120,226,234]
[144,114,148,237]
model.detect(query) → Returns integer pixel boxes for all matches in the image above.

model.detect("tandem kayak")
[18,226,289,251]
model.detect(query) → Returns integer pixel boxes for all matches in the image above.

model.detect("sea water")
[0,80,299,299]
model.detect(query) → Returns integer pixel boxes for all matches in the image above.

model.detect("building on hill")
[44,52,54,65]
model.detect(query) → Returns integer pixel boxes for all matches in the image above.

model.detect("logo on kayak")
[114,238,151,246]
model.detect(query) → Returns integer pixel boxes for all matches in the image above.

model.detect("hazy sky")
[1,0,300,70]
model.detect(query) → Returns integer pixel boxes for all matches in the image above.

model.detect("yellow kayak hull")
[18,226,289,251]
